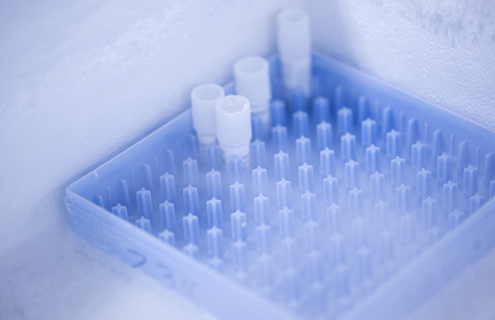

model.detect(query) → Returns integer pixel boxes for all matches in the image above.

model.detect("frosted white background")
[1,0,494,319]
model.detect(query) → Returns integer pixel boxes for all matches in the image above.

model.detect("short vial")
[277,8,312,98]
[234,56,272,136]
[216,95,252,169]
[191,84,225,157]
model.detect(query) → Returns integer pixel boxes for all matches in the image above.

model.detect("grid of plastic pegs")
[65,53,495,320]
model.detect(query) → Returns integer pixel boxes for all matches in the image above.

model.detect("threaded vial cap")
[234,56,271,111]
[191,84,225,138]
[277,8,311,61]
[216,95,252,148]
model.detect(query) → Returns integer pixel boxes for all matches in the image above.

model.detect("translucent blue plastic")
[65,52,495,320]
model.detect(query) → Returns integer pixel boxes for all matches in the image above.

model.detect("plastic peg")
[232,240,249,275]
[254,195,270,225]
[227,155,244,184]
[391,156,406,190]
[207,226,224,259]
[251,113,266,142]
[338,107,354,135]
[313,96,330,124]
[352,216,368,248]
[401,213,416,245]
[271,99,287,127]
[374,201,390,230]
[183,185,200,216]
[316,121,333,151]
[432,129,444,160]
[206,170,222,201]
[463,165,478,197]
[330,233,346,265]
[182,157,199,187]
[298,163,314,193]
[406,118,419,149]
[183,213,200,245]
[320,148,336,178]
[293,111,309,138]
[386,130,401,159]
[256,224,272,255]
[279,207,295,238]
[281,237,297,269]
[326,204,343,234]
[443,181,458,213]
[250,140,267,169]
[137,188,153,222]
[422,197,438,228]
[205,143,222,171]
[345,160,360,191]
[366,144,381,175]
[379,230,394,262]
[252,166,268,196]
[158,230,175,246]
[304,220,319,251]
[449,210,464,230]
[112,203,129,221]
[396,184,412,215]
[411,141,426,173]
[341,133,357,163]
[296,136,312,165]
[231,210,248,242]
[437,153,453,184]
[370,172,386,203]
[118,179,131,209]
[348,187,364,217]
[159,201,176,234]
[457,141,469,179]
[230,182,246,213]
[277,179,293,210]
[334,85,344,110]
[361,118,377,148]
[416,169,432,200]
[358,96,369,123]
[323,175,339,206]
[207,197,223,229]
[272,125,288,152]
[428,226,442,245]
[274,151,290,181]
[290,88,308,112]
[301,191,318,222]
[135,216,151,233]
[484,153,495,188]
[382,107,394,139]
[141,163,154,192]
[469,193,485,215]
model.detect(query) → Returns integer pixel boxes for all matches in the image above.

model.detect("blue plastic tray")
[65,52,495,320]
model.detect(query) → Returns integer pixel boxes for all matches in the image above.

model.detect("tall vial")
[191,83,225,158]
[234,56,272,138]
[277,8,312,99]
[216,95,252,171]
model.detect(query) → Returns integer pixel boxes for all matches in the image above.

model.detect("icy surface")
[305,0,495,131]
[1,0,495,319]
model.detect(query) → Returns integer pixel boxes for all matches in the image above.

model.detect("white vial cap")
[277,8,311,61]
[216,95,252,149]
[191,84,225,143]
[234,56,271,112]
